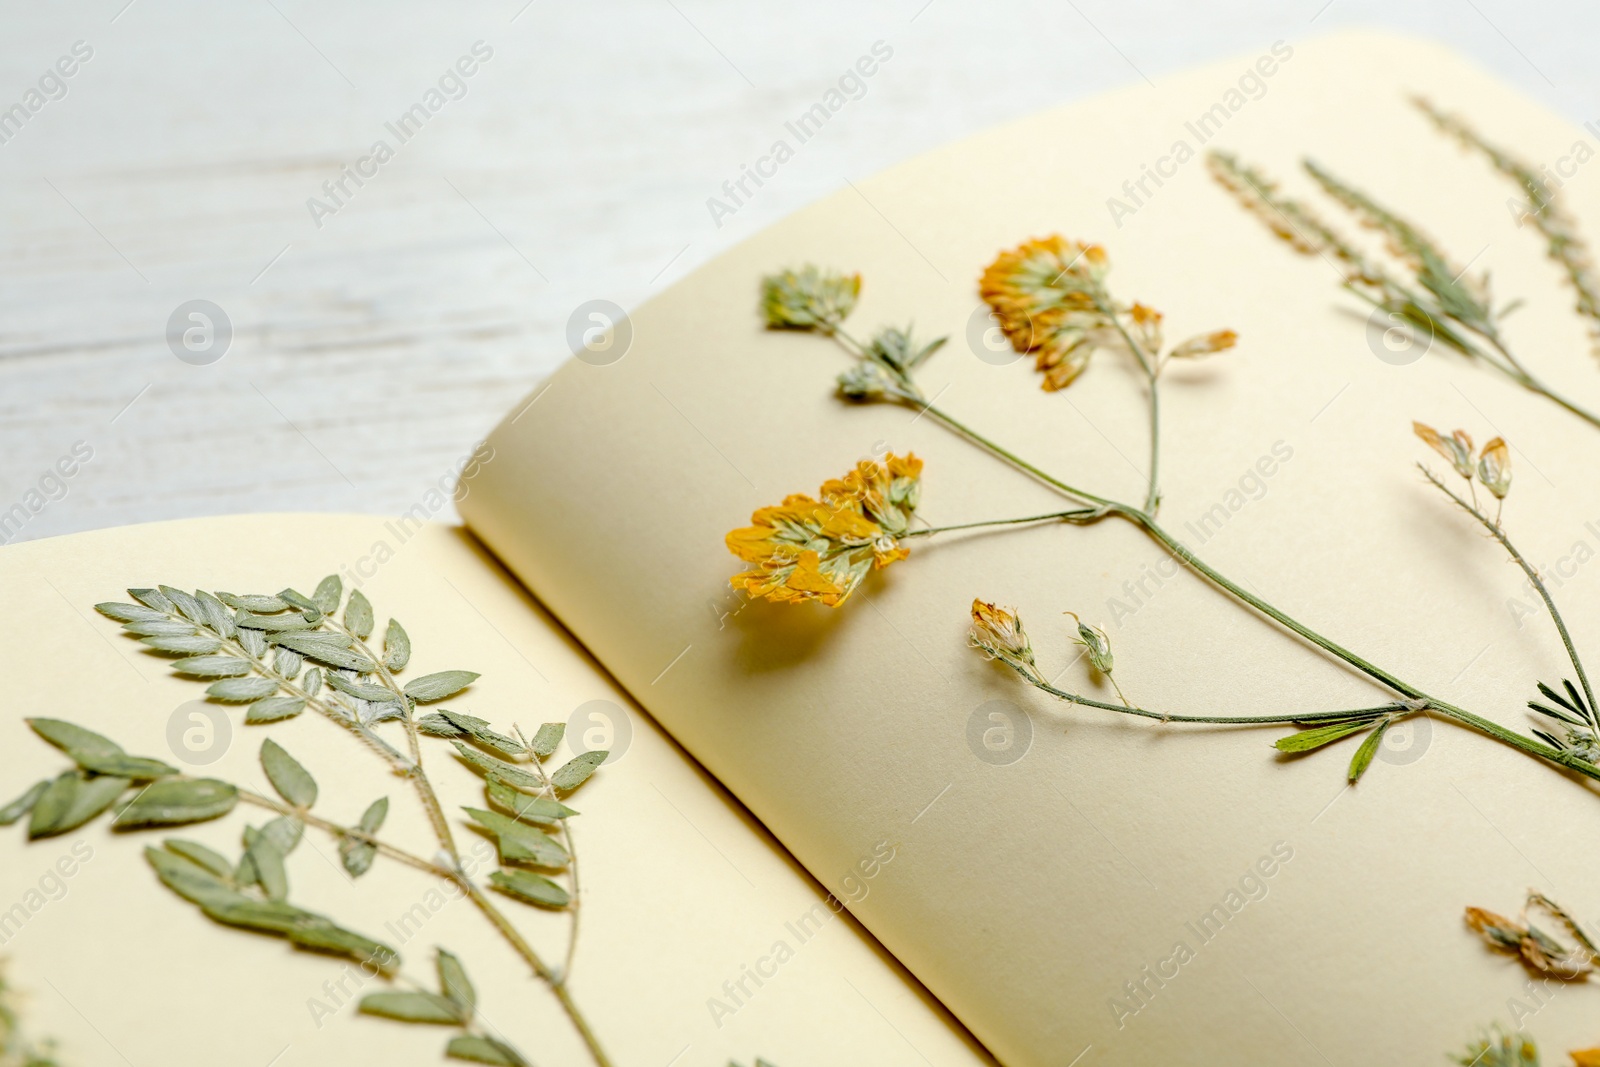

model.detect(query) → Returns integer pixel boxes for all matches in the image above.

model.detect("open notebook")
[5,27,1600,1067]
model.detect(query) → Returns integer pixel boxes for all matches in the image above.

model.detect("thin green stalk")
[904,509,1099,537]
[1029,679,1404,725]
[1421,467,1600,730]
[237,788,448,878]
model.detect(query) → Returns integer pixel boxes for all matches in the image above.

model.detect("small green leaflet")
[529,723,564,758]
[445,1035,528,1066]
[419,712,524,758]
[551,751,607,792]
[345,590,374,640]
[247,697,306,724]
[121,619,197,637]
[436,949,475,1016]
[235,611,317,632]
[30,771,130,838]
[159,586,207,625]
[340,797,388,878]
[271,632,369,672]
[359,991,463,1025]
[244,826,290,901]
[172,655,253,678]
[404,671,481,703]
[129,588,175,613]
[488,868,570,909]
[140,634,224,655]
[449,742,543,793]
[219,593,290,613]
[383,618,411,671]
[164,839,234,880]
[1273,719,1375,754]
[261,739,318,808]
[463,807,568,868]
[26,719,176,779]
[94,601,167,623]
[113,777,237,828]
[206,677,279,702]
[1348,721,1392,783]
[312,575,343,615]
[324,671,395,702]
[0,780,49,826]
[485,777,575,824]
[359,797,389,834]
[196,591,237,639]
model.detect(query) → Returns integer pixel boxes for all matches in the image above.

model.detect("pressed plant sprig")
[0,578,611,1067]
[1465,891,1600,980]
[1207,137,1600,432]
[734,248,1600,798]
[0,961,59,1067]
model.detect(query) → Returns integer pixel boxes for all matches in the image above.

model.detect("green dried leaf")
[236,611,317,632]
[359,797,389,834]
[31,771,130,838]
[130,587,176,613]
[422,712,522,758]
[163,839,235,880]
[272,632,369,671]
[529,723,564,758]
[199,896,397,973]
[220,593,290,613]
[96,601,167,623]
[113,777,237,828]
[340,837,377,878]
[1273,719,1375,754]
[172,655,253,678]
[1348,721,1391,783]
[303,666,323,697]
[445,1035,526,1066]
[485,777,574,824]
[0,780,49,826]
[324,672,394,702]
[278,587,318,613]
[139,633,224,655]
[312,575,343,615]
[238,628,268,657]
[436,949,475,1015]
[246,697,306,724]
[245,826,289,900]
[404,671,480,703]
[27,718,177,779]
[463,807,567,868]
[120,619,196,636]
[358,991,463,1025]
[261,739,317,808]
[146,844,241,909]
[205,676,278,702]
[383,618,411,671]
[488,868,570,909]
[345,590,374,640]
[159,586,207,625]
[550,750,607,792]
[261,815,304,854]
[274,648,303,679]
[196,591,237,639]
[450,742,543,792]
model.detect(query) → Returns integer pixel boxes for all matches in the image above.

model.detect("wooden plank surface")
[1,0,1591,542]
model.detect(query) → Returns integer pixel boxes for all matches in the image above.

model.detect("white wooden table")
[3,0,1594,542]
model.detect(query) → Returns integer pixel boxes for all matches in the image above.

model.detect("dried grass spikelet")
[979,236,1118,391]
[726,453,921,607]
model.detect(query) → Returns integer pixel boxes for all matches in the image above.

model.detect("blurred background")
[2,0,1595,542]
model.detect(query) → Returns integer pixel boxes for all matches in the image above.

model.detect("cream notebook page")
[460,30,1600,1066]
[0,516,987,1066]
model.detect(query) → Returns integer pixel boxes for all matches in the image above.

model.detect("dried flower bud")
[1066,612,1114,674]
[1413,421,1475,480]
[761,266,861,331]
[1128,303,1164,354]
[1477,436,1511,499]
[968,600,1036,672]
[1169,329,1239,359]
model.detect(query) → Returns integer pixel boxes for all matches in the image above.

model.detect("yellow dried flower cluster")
[979,236,1236,390]
[726,454,922,607]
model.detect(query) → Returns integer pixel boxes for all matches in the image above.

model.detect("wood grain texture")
[1,0,1593,543]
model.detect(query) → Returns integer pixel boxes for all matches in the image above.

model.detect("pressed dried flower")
[1414,422,1475,480]
[1572,1048,1600,1067]
[726,454,922,607]
[1168,330,1239,359]
[761,266,861,332]
[968,600,1036,673]
[1452,1027,1542,1067]
[1464,905,1594,979]
[979,236,1119,391]
[1478,437,1512,499]
[1066,612,1114,674]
